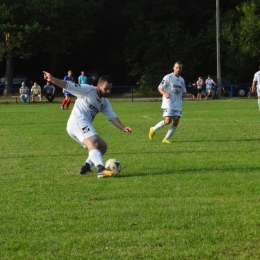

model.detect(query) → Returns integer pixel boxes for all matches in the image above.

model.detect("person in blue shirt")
[61,70,75,110]
[78,71,87,84]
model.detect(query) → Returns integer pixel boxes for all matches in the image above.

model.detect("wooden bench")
[11,96,20,103]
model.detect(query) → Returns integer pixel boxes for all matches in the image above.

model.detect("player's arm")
[110,117,132,133]
[183,92,195,100]
[158,87,170,99]
[158,77,170,98]
[252,81,257,93]
[43,71,67,89]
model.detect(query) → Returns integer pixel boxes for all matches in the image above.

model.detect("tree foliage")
[221,0,260,81]
[0,0,258,91]
[222,1,260,58]
[0,0,101,93]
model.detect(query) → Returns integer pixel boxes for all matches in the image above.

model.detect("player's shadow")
[117,166,260,178]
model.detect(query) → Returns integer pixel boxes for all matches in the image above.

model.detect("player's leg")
[149,109,172,140]
[61,95,68,109]
[66,96,71,109]
[162,113,181,143]
[39,94,42,101]
[83,135,118,177]
[257,88,260,110]
[66,123,117,177]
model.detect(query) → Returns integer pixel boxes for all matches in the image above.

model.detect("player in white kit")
[251,65,260,110]
[149,61,194,144]
[43,71,132,178]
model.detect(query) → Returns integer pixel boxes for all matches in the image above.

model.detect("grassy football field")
[0,98,260,259]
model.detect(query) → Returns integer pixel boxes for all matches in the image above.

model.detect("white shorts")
[163,108,182,117]
[66,122,97,148]
[257,86,260,96]
[206,88,212,93]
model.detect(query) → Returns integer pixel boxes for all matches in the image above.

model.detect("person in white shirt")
[148,61,194,144]
[205,75,216,100]
[251,66,260,110]
[43,71,132,178]
[196,76,204,101]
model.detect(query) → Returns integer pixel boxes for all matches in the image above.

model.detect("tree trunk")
[3,49,14,96]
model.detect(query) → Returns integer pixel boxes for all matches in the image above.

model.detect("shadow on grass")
[119,166,260,178]
[171,138,260,143]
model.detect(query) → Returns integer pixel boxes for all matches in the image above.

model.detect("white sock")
[88,149,104,167]
[164,125,176,140]
[258,99,260,109]
[153,121,165,131]
[85,158,94,168]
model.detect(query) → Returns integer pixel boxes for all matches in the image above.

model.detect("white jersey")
[205,79,214,89]
[253,71,260,88]
[158,73,186,111]
[65,81,117,126]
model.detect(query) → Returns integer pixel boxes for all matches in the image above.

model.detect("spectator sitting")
[19,82,29,103]
[31,82,42,102]
[43,81,56,102]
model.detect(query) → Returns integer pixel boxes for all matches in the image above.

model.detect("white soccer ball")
[105,158,121,173]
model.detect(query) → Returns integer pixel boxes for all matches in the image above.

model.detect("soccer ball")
[105,158,121,173]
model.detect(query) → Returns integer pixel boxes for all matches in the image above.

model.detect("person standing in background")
[196,76,204,101]
[78,71,87,84]
[205,75,216,100]
[61,70,75,110]
[251,65,260,111]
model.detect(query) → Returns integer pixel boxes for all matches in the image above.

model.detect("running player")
[149,61,194,144]
[43,71,132,178]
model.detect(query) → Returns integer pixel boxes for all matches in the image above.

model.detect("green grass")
[1,99,260,259]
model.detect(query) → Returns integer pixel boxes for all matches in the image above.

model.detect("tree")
[39,0,102,76]
[0,0,101,95]
[221,0,260,81]
[123,0,221,86]
[0,1,55,95]
[223,1,260,57]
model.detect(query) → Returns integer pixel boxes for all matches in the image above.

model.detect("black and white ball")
[105,159,121,173]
